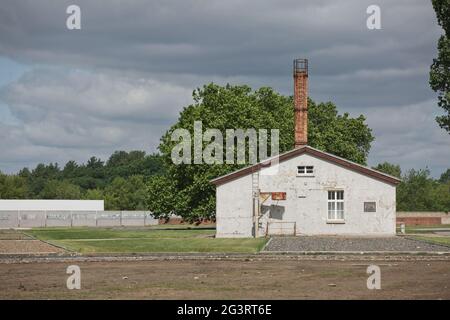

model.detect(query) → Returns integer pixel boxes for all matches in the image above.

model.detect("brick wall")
[294,72,308,147]
[396,211,449,226]
[396,217,442,226]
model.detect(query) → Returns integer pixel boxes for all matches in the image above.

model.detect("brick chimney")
[293,58,308,148]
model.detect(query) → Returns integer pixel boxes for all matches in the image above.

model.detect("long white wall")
[216,153,396,237]
[0,200,104,211]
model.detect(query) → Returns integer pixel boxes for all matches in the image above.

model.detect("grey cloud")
[0,1,439,77]
[366,99,450,176]
[1,68,192,124]
[0,68,192,172]
[0,0,448,176]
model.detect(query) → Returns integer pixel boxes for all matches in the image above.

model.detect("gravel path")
[264,236,450,252]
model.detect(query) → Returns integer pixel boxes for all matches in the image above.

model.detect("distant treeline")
[0,151,164,210]
[373,163,449,212]
[0,151,448,213]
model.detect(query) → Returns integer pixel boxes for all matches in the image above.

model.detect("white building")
[211,59,401,238]
[212,145,400,237]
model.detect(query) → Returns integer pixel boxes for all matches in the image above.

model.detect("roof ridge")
[210,145,401,186]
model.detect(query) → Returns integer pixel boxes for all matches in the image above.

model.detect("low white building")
[211,59,401,238]
[212,146,400,237]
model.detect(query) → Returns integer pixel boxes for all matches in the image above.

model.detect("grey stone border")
[1,251,450,265]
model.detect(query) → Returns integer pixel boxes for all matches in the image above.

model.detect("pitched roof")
[210,145,401,186]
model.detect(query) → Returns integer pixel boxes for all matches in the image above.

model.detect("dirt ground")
[0,258,449,299]
[0,240,65,254]
[0,230,64,254]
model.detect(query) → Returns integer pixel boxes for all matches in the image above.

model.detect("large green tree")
[147,83,374,220]
[430,0,450,133]
[373,162,402,178]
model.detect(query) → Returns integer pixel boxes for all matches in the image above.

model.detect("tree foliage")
[104,175,147,210]
[397,168,449,212]
[430,0,450,132]
[373,162,402,178]
[0,173,28,199]
[39,180,81,199]
[374,162,449,212]
[0,151,164,210]
[439,168,450,183]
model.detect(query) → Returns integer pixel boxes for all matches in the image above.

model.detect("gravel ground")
[0,240,65,254]
[435,231,450,236]
[1,259,449,299]
[264,236,450,252]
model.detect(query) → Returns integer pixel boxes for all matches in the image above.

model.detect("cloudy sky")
[0,0,449,177]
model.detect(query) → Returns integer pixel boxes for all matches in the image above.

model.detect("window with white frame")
[297,165,314,176]
[328,190,344,220]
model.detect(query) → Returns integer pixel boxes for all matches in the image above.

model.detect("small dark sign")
[364,202,376,212]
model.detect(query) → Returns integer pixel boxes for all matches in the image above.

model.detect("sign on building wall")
[364,202,377,212]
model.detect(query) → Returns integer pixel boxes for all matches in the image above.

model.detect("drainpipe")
[252,171,260,238]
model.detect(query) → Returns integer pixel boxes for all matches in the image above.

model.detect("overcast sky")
[0,0,449,177]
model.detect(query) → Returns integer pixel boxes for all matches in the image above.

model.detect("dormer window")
[297,166,314,176]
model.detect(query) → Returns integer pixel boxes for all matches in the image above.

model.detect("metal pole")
[95,211,98,227]
[17,210,20,228]
[120,211,123,227]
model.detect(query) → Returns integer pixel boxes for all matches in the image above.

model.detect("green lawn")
[26,227,267,254]
[404,224,450,234]
[410,236,450,247]
[26,227,215,240]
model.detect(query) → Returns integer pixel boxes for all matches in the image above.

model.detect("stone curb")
[260,250,450,255]
[1,251,450,264]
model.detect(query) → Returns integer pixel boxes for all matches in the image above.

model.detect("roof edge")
[210,146,401,186]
